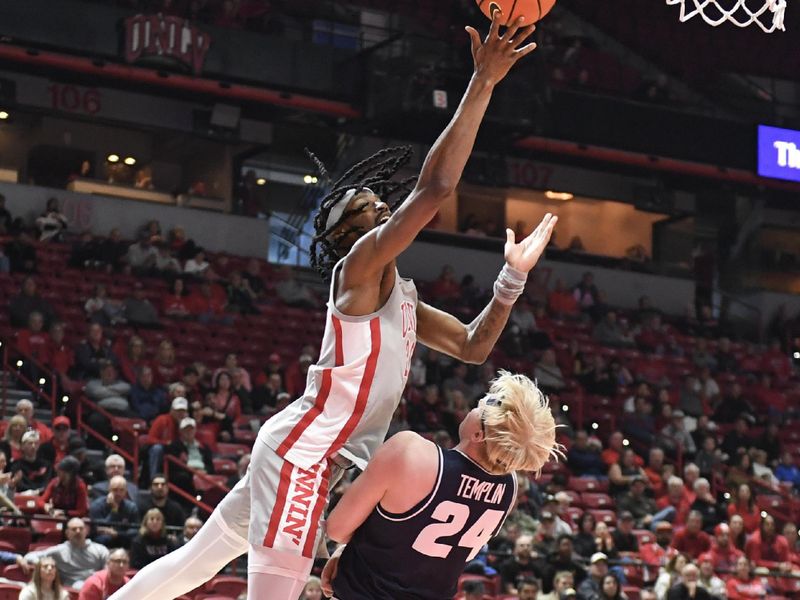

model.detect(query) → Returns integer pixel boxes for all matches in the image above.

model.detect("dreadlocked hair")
[308,145,417,280]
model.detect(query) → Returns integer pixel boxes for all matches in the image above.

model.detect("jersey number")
[411,501,505,561]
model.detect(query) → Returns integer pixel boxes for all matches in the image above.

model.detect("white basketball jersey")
[261,261,418,471]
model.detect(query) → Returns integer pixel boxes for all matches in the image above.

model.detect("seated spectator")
[19,555,69,600]
[84,283,125,326]
[153,243,181,276]
[729,515,747,552]
[618,476,658,529]
[667,563,712,600]
[609,448,648,497]
[744,514,789,568]
[678,376,704,420]
[577,552,608,600]
[19,518,108,589]
[593,311,634,348]
[713,386,754,425]
[713,337,738,373]
[40,456,89,518]
[573,272,599,311]
[89,454,139,503]
[275,265,318,308]
[761,339,792,382]
[548,278,579,317]
[672,511,712,559]
[85,361,132,414]
[183,249,210,277]
[178,516,203,547]
[9,277,55,329]
[775,451,800,490]
[580,355,616,397]
[0,399,52,444]
[301,576,324,600]
[118,336,147,384]
[708,523,743,574]
[130,366,167,422]
[543,535,587,593]
[655,553,689,600]
[535,349,566,394]
[689,478,723,534]
[215,353,252,391]
[78,548,130,600]
[123,282,160,327]
[568,430,607,477]
[641,522,677,582]
[147,397,188,479]
[727,484,760,534]
[757,422,781,466]
[691,338,717,371]
[48,321,74,376]
[726,556,768,600]
[74,323,118,380]
[162,278,192,318]
[16,311,51,366]
[428,264,461,304]
[137,475,185,529]
[125,236,157,274]
[0,414,27,461]
[152,340,180,387]
[722,418,754,466]
[165,417,215,500]
[611,511,640,555]
[187,279,230,324]
[138,219,162,242]
[226,271,259,314]
[130,508,177,569]
[644,447,667,497]
[594,522,618,559]
[36,416,75,467]
[35,197,68,242]
[541,571,575,600]
[751,449,778,487]
[694,435,724,480]
[88,475,140,548]
[500,534,544,595]
[97,228,129,273]
[697,367,720,404]
[10,431,52,493]
[655,477,690,528]
[6,228,38,273]
[658,410,696,457]
[574,512,598,558]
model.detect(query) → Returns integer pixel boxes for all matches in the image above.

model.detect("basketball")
[476,0,557,25]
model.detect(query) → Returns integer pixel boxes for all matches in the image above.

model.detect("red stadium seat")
[568,478,609,493]
[2,564,28,582]
[634,529,655,547]
[213,458,238,476]
[581,492,614,509]
[0,584,23,600]
[217,443,250,459]
[588,509,617,526]
[0,527,32,554]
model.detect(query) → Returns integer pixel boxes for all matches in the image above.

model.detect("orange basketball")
[476,0,557,25]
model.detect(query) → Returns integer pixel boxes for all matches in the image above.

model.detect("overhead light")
[622,439,630,446]
[124,157,136,166]
[107,154,120,163]
[256,178,266,186]
[761,511,768,518]
[0,111,8,120]
[303,175,318,184]
[545,191,574,201]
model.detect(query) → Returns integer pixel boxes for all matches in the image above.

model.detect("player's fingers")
[465,26,481,58]
[510,23,536,49]
[506,228,516,246]
[503,16,525,41]
[488,8,502,40]
[514,41,538,58]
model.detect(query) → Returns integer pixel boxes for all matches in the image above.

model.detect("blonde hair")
[139,508,166,538]
[481,370,563,475]
[302,576,322,598]
[31,556,64,598]
[4,415,28,442]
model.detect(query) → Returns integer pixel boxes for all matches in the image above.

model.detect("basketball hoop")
[666,0,787,32]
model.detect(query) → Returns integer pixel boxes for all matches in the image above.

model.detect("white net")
[665,0,787,32]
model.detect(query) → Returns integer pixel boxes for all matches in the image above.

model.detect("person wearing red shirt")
[40,456,89,518]
[147,397,188,479]
[0,399,54,443]
[152,340,180,387]
[79,548,131,600]
[745,514,790,569]
[708,523,744,576]
[16,311,51,364]
[727,484,761,534]
[284,353,314,398]
[641,521,677,583]
[118,336,148,384]
[187,280,228,321]
[657,476,692,527]
[39,416,77,466]
[428,265,461,304]
[726,556,770,600]
[548,279,579,316]
[672,511,712,559]
[48,322,75,376]
[162,278,192,318]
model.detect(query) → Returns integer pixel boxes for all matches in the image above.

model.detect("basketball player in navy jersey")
[111,11,550,600]
[321,371,562,600]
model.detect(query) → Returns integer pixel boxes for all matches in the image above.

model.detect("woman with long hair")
[655,553,689,600]
[609,448,647,497]
[40,456,89,518]
[729,515,748,551]
[727,483,760,533]
[201,371,241,441]
[726,556,769,600]
[162,278,191,318]
[1,415,28,460]
[599,573,626,600]
[118,335,147,384]
[726,453,754,490]
[152,340,179,387]
[594,521,619,559]
[130,509,177,569]
[19,555,68,600]
[744,513,790,567]
[574,512,598,558]
[300,576,323,600]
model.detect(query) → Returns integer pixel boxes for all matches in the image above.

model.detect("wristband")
[492,263,527,305]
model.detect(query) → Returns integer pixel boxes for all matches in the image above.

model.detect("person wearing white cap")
[146,397,189,480]
[111,13,553,600]
[577,553,609,600]
[9,430,52,493]
[164,417,214,502]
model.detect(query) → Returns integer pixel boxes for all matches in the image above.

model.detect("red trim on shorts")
[332,315,344,367]
[302,461,332,558]
[263,460,294,547]
[323,317,381,458]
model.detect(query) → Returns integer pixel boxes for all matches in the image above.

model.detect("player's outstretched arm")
[417,213,557,364]
[347,13,537,278]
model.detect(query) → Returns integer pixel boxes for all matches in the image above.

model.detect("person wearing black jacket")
[666,564,712,600]
[10,431,52,493]
[136,476,185,529]
[164,418,215,506]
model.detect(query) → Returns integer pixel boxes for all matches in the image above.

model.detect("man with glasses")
[321,371,561,600]
[78,548,131,600]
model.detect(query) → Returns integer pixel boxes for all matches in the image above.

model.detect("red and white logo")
[123,14,211,75]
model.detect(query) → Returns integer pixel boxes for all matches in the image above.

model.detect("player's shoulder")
[374,430,436,466]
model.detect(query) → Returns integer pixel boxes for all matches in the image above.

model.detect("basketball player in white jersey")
[321,371,562,599]
[110,11,551,600]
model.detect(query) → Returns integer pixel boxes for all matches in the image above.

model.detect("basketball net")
[665,0,786,32]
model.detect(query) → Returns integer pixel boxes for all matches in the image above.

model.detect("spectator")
[0,399,53,444]
[708,523,743,573]
[729,516,747,552]
[549,279,579,316]
[673,511,712,559]
[89,455,139,503]
[151,340,180,387]
[84,284,125,326]
[178,516,203,547]
[97,228,128,273]
[125,236,157,274]
[594,522,618,559]
[162,278,191,318]
[658,410,696,457]
[574,513,598,558]
[153,243,181,276]
[655,554,689,600]
[18,555,69,600]
[641,522,677,582]
[88,475,140,548]
[612,511,640,554]
[725,556,768,600]
[0,414,27,461]
[123,282,160,327]
[226,271,259,314]
[117,336,146,384]
[40,456,89,518]
[599,573,624,600]
[137,475,185,529]
[10,430,52,493]
[761,339,792,382]
[696,554,726,599]
[187,279,230,324]
[694,436,724,480]
[19,518,108,589]
[678,377,704,420]
[535,349,566,393]
[644,447,667,497]
[78,548,130,600]
[726,484,759,534]
[130,508,177,569]
[667,564,712,600]
[580,355,616,397]
[577,553,609,600]
[691,339,717,372]
[74,323,117,380]
[164,417,215,500]
[593,312,634,348]
[744,514,789,568]
[500,534,544,595]
[128,365,166,422]
[543,535,586,593]
[48,321,75,376]
[215,353,252,391]
[301,576,324,600]
[697,367,720,404]
[715,338,738,373]
[609,448,648,498]
[183,249,210,277]
[9,277,55,328]
[540,571,575,600]
[241,258,265,298]
[16,311,51,366]
[775,451,800,490]
[6,228,38,273]
[690,478,723,534]
[725,453,754,491]
[757,422,781,466]
[573,272,599,310]
[85,361,131,415]
[429,265,461,304]
[138,219,162,242]
[713,387,754,425]
[37,416,75,466]
[199,371,241,440]
[35,198,68,242]
[147,397,189,478]
[617,476,658,529]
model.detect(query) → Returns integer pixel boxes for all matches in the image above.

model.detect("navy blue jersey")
[332,446,517,600]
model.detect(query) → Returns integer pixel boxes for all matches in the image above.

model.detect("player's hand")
[321,555,340,597]
[504,213,557,273]
[465,12,537,85]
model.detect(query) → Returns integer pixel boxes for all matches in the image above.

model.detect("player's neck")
[454,440,494,473]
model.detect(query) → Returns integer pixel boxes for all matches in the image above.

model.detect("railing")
[0,338,58,421]
[163,454,230,517]
[76,397,142,482]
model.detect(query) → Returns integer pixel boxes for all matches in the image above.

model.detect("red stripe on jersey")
[275,315,339,458]
[263,460,294,547]
[323,317,381,458]
[332,315,344,366]
[302,461,332,558]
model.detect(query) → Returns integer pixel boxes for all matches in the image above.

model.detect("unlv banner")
[123,14,211,75]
